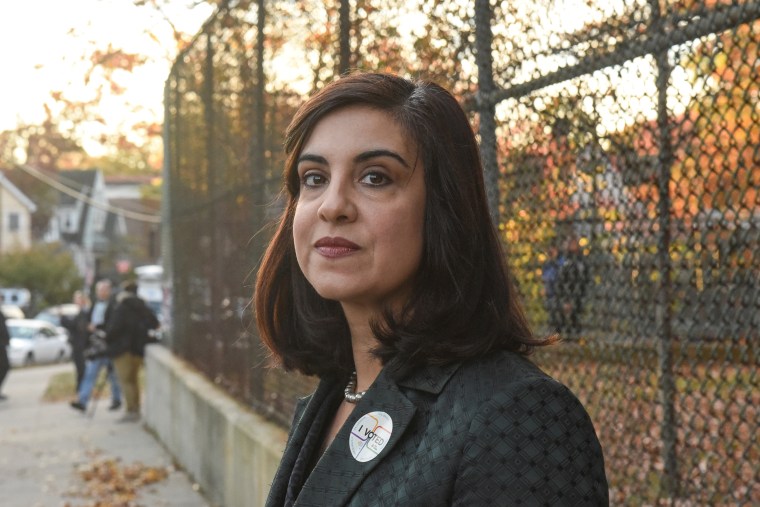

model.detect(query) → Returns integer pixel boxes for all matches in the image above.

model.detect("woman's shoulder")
[425,350,591,420]
[448,352,609,505]
[397,349,554,396]
[456,349,554,389]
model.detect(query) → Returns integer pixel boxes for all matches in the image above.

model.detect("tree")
[0,114,87,171]
[678,16,758,218]
[0,243,82,312]
[0,0,217,175]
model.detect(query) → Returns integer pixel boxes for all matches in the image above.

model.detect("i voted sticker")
[349,411,393,462]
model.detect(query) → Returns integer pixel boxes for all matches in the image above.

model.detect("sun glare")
[0,0,213,155]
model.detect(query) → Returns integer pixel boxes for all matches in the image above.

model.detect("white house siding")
[0,174,36,253]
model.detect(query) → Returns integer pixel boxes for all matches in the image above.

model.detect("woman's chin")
[311,286,358,305]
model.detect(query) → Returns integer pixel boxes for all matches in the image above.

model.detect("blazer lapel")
[267,379,338,507]
[295,368,417,507]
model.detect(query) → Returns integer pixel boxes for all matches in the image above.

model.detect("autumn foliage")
[66,455,170,507]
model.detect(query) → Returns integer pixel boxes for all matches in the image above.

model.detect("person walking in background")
[556,236,590,338]
[542,243,565,333]
[70,279,122,413]
[60,290,91,392]
[106,281,159,423]
[0,298,10,401]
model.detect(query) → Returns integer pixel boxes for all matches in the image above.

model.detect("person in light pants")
[70,280,122,413]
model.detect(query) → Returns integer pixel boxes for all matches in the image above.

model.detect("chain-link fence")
[162,1,759,504]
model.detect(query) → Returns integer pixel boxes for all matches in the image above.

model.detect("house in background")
[0,171,37,253]
[42,169,127,286]
[104,173,161,271]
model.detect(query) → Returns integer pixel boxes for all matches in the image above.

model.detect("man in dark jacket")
[107,281,159,422]
[0,300,10,400]
[60,290,91,391]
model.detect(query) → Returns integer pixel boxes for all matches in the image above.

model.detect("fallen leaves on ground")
[64,455,170,507]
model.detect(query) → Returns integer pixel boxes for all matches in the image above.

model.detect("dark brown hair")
[255,72,543,379]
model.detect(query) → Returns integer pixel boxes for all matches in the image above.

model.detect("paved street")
[0,362,210,507]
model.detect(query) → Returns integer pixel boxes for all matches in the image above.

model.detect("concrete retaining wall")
[144,344,288,507]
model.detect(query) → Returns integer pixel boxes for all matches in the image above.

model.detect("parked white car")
[34,304,80,328]
[5,319,72,367]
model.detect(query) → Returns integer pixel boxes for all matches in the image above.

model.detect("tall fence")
[162,1,759,504]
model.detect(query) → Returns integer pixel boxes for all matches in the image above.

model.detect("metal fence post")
[161,77,174,349]
[248,0,267,408]
[338,0,351,75]
[651,0,679,500]
[474,0,499,225]
[203,30,223,375]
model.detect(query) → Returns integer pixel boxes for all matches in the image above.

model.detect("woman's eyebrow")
[297,150,411,168]
[354,149,410,168]
[296,153,328,165]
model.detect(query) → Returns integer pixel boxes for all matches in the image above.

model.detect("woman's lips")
[314,237,360,258]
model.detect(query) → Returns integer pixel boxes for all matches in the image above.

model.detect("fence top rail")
[474,2,760,106]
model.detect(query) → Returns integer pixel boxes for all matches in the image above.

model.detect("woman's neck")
[342,305,384,392]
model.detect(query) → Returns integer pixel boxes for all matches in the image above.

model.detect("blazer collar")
[394,360,463,394]
[293,360,462,506]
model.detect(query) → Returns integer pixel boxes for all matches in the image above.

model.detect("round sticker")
[349,411,393,462]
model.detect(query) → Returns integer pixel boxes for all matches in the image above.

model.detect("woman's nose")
[318,178,357,223]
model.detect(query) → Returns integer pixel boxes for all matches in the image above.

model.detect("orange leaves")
[680,17,759,214]
[133,121,163,138]
[110,81,127,95]
[90,44,147,72]
[116,134,138,151]
[82,45,146,96]
[65,456,170,507]
[671,0,752,14]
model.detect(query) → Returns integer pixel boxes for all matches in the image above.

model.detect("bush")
[0,243,82,311]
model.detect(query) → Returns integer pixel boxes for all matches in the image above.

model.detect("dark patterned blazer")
[266,351,609,506]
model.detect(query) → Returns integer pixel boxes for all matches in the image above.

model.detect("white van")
[134,264,163,319]
[1,304,25,319]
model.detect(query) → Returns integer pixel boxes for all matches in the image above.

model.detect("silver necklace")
[343,371,366,403]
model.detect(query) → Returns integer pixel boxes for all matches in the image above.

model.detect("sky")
[0,0,214,153]
[0,0,699,156]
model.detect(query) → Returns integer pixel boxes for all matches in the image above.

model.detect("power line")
[53,168,160,215]
[18,164,162,224]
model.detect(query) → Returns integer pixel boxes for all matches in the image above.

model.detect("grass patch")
[43,370,114,403]
[43,371,77,402]
[42,365,146,403]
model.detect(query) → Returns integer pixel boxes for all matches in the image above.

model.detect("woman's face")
[292,105,426,314]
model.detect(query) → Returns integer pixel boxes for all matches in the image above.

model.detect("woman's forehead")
[301,106,418,159]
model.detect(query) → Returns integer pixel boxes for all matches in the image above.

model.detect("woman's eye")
[302,173,326,187]
[360,172,389,186]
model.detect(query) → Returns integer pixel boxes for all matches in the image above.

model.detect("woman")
[256,73,608,506]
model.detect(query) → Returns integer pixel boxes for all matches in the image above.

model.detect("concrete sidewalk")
[0,362,210,507]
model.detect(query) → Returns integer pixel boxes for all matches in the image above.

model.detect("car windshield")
[34,312,59,325]
[8,325,37,340]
